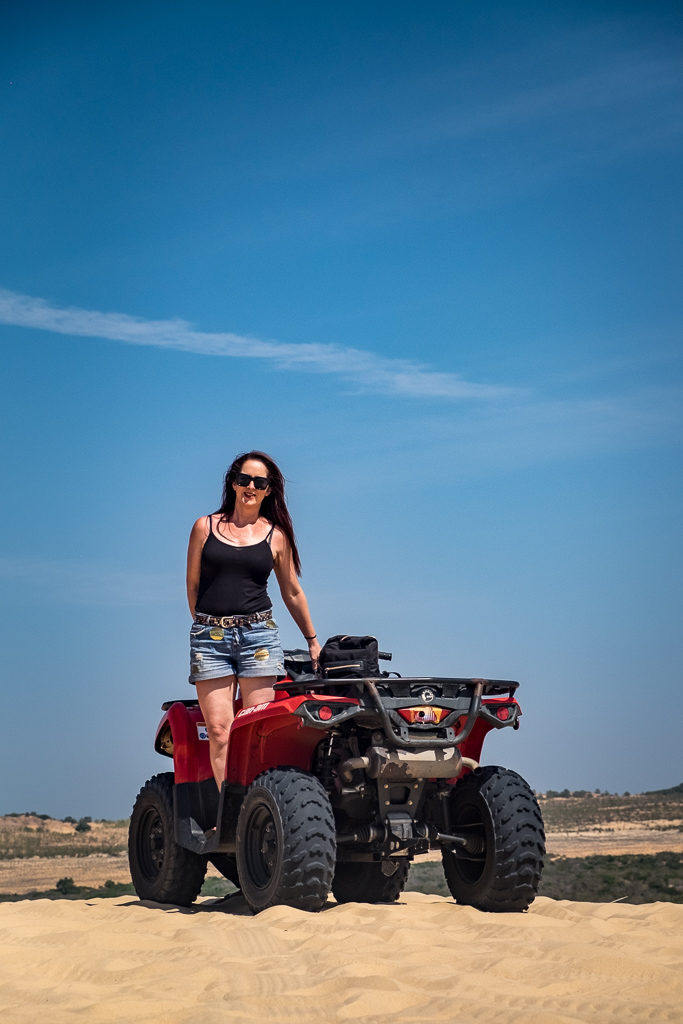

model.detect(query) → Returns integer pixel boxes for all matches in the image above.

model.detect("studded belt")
[194,609,273,628]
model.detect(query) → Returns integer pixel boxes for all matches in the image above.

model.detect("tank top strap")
[265,522,275,546]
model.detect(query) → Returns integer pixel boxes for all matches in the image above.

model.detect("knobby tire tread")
[443,766,545,912]
[128,772,207,907]
[236,767,336,913]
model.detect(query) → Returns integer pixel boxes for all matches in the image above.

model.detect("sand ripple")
[1,892,681,1023]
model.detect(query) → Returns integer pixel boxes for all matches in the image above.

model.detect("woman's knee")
[203,712,233,745]
[196,677,236,743]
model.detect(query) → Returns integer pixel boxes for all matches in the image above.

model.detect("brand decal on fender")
[236,702,270,718]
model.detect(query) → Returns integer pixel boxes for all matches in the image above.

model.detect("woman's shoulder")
[267,521,287,546]
[190,514,213,537]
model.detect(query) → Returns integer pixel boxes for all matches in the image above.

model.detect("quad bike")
[128,648,545,913]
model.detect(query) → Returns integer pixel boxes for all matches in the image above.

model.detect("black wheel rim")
[450,800,488,884]
[137,807,165,880]
[244,803,279,890]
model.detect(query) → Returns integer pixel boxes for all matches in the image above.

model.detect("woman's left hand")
[308,637,321,672]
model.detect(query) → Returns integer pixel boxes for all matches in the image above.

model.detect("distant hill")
[644,782,683,796]
[539,787,683,831]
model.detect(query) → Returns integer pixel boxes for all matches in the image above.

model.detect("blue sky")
[1,1,681,818]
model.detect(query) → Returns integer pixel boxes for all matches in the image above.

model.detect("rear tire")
[442,766,545,912]
[332,859,409,904]
[236,768,336,913]
[128,773,207,906]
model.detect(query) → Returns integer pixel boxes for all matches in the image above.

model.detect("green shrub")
[540,852,682,904]
[408,852,683,905]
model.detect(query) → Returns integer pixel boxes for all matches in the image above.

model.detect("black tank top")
[195,517,275,616]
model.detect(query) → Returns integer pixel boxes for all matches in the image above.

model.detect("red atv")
[128,648,545,913]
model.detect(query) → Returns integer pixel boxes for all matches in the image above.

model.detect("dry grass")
[0,814,127,860]
[538,787,683,831]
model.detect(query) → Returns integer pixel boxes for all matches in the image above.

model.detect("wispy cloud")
[339,381,683,484]
[430,55,682,143]
[0,288,516,400]
[287,44,682,177]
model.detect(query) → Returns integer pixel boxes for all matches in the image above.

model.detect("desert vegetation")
[538,785,683,831]
[2,857,680,905]
[539,852,682,903]
[408,852,683,905]
[0,813,127,860]
[0,878,134,903]
[0,873,236,904]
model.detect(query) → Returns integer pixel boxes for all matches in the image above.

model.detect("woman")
[186,451,320,789]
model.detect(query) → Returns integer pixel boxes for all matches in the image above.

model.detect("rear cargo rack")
[273,676,518,697]
[273,677,519,749]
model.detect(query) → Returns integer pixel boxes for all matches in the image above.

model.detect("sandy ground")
[0,853,224,894]
[1,892,681,1023]
[543,823,683,858]
[1,825,681,895]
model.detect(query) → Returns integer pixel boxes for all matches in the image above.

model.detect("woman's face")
[232,458,271,510]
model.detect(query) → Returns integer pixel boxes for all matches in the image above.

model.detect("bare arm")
[186,516,210,617]
[272,528,321,667]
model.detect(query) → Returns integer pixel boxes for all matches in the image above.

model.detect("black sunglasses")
[234,472,269,490]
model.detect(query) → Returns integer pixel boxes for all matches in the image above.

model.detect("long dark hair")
[216,451,301,575]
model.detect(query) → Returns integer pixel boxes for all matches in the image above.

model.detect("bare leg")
[238,676,276,708]
[195,675,236,790]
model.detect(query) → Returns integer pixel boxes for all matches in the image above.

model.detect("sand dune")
[1,892,681,1023]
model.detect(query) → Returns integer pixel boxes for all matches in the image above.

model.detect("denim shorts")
[188,613,284,684]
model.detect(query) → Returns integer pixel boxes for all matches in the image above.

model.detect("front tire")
[442,766,545,912]
[236,768,336,913]
[128,773,207,906]
[332,859,409,904]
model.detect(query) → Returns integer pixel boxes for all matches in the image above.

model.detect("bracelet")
[304,633,317,641]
